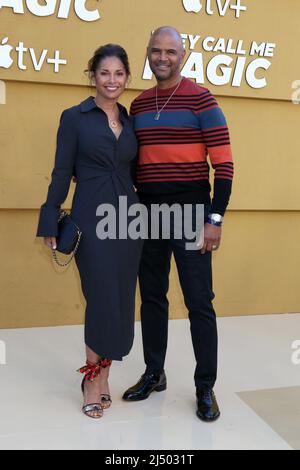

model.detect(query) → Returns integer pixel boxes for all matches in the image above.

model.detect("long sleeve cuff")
[36,204,60,237]
[211,178,233,216]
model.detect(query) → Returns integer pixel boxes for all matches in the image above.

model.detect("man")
[122,27,234,422]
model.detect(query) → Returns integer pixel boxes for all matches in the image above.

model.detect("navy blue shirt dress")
[36,96,143,360]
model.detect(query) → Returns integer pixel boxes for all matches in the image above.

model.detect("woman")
[36,44,143,419]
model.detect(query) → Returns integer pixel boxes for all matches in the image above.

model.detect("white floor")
[0,314,300,450]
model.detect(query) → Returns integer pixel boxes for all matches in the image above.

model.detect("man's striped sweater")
[130,77,234,215]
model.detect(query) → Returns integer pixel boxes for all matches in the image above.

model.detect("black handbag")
[52,210,82,267]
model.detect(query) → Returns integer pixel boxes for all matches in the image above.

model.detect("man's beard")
[153,70,172,82]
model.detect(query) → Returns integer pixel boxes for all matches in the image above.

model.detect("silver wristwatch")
[207,213,223,226]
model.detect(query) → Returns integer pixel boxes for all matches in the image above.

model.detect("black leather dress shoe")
[122,371,167,401]
[196,387,220,422]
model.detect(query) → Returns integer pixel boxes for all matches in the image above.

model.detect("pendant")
[110,121,118,128]
[154,112,160,121]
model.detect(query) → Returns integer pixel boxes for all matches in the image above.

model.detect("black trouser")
[139,203,218,389]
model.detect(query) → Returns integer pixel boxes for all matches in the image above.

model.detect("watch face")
[210,214,222,223]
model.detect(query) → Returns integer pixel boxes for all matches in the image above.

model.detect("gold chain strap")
[57,210,67,223]
[52,231,82,267]
[52,211,82,267]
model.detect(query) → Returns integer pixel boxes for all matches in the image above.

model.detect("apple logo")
[0,38,14,69]
[183,0,202,13]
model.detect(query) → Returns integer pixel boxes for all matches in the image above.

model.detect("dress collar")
[80,96,128,117]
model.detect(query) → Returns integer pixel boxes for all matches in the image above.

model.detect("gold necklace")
[93,98,120,128]
[155,77,183,121]
[109,119,119,129]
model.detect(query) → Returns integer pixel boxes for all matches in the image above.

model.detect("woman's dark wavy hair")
[85,44,131,84]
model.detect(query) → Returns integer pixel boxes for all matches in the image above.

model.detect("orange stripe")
[208,145,233,164]
[139,144,207,165]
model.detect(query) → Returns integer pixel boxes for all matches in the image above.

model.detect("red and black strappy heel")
[77,358,112,418]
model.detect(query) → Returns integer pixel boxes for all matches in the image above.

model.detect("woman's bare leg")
[82,345,111,418]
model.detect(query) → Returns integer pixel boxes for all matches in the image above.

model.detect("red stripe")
[215,170,234,177]
[137,170,209,176]
[138,162,208,168]
[202,125,229,133]
[137,175,209,183]
[136,129,202,135]
[215,168,234,175]
[214,163,234,169]
[138,140,205,146]
[136,126,200,132]
[204,131,230,139]
[205,135,230,142]
[214,175,233,181]
[132,94,212,105]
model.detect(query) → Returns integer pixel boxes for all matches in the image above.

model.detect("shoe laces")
[199,388,214,402]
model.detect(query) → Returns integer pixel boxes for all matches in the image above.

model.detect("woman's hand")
[44,237,57,250]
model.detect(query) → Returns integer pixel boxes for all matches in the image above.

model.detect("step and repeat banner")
[0,0,299,100]
[1,1,300,326]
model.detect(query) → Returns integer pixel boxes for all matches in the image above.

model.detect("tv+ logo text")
[0,37,67,73]
[182,0,247,18]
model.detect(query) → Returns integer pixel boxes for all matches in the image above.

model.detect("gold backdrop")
[0,0,299,327]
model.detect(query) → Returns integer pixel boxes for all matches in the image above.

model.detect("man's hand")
[199,223,222,254]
